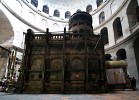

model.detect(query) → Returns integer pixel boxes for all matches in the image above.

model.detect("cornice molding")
[21,0,67,23]
[105,26,139,51]
[21,0,111,24]
[90,0,111,16]
[94,0,129,30]
[2,1,45,32]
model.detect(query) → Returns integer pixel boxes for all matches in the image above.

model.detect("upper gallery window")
[86,5,92,13]
[65,11,71,18]
[42,5,49,14]
[99,11,105,24]
[54,9,60,17]
[96,0,103,7]
[31,0,38,8]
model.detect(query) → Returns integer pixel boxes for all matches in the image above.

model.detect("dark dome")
[68,12,93,33]
[69,12,92,26]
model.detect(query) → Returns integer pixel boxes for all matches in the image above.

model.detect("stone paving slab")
[0,90,139,100]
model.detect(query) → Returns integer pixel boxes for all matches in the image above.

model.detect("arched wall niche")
[0,10,14,45]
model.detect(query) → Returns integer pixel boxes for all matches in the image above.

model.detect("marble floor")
[0,90,139,100]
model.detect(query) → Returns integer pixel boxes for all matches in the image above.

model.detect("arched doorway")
[116,49,127,60]
[134,36,139,75]
[105,54,112,61]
